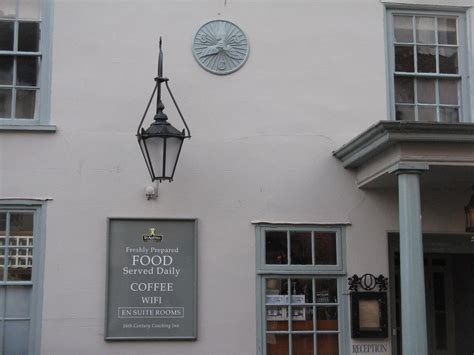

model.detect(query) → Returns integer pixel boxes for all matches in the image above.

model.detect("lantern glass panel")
[138,138,153,178]
[144,136,183,180]
[164,137,183,178]
[144,136,165,179]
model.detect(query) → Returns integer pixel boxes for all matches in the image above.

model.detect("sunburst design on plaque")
[192,20,249,75]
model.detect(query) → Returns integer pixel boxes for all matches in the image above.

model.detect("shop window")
[386,9,470,122]
[0,0,54,130]
[0,203,45,354]
[256,226,347,355]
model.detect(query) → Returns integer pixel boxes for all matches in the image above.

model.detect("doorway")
[388,234,474,355]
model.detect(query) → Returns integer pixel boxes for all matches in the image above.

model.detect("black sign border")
[104,217,198,341]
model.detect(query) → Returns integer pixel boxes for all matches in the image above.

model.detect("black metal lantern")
[465,185,474,232]
[137,38,191,182]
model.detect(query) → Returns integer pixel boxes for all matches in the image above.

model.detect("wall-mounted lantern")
[465,186,474,232]
[137,38,191,182]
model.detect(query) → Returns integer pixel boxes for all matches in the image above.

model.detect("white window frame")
[385,8,471,123]
[0,0,55,132]
[0,200,47,354]
[255,224,349,355]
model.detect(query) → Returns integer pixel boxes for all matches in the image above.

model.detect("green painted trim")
[0,200,47,355]
[381,2,472,12]
[255,224,348,355]
[333,121,474,168]
[0,124,57,132]
[338,276,350,355]
[460,9,473,123]
[0,0,54,127]
[387,162,429,174]
[252,221,351,226]
[383,7,471,123]
[39,0,54,126]
[383,5,394,122]
[257,226,345,273]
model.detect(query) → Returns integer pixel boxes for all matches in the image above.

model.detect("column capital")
[388,162,429,175]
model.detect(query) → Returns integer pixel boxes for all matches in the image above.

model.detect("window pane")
[266,306,288,331]
[266,278,288,298]
[439,107,459,123]
[290,231,311,265]
[0,289,4,316]
[0,248,4,280]
[439,80,458,105]
[438,18,457,45]
[0,21,14,50]
[292,306,313,330]
[416,17,435,43]
[317,306,338,330]
[418,106,437,122]
[396,105,414,121]
[416,78,436,104]
[0,213,5,242]
[439,47,458,74]
[5,286,31,317]
[0,56,14,84]
[395,77,414,103]
[0,89,13,117]
[8,248,32,281]
[9,236,32,247]
[265,231,287,264]
[395,45,414,72]
[316,334,339,355]
[17,56,38,86]
[18,22,40,52]
[292,334,314,355]
[394,16,413,42]
[267,334,289,355]
[10,213,33,237]
[315,279,337,303]
[417,46,436,72]
[0,0,17,18]
[290,278,313,303]
[4,320,30,354]
[15,89,37,118]
[19,0,41,20]
[314,232,336,265]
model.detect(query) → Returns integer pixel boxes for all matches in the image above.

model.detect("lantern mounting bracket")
[136,38,191,182]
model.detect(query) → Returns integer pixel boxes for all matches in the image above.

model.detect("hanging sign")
[105,218,197,340]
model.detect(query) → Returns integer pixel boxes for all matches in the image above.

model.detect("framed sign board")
[105,218,197,340]
[351,292,388,338]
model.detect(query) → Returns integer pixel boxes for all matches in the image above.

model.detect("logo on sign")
[142,228,163,242]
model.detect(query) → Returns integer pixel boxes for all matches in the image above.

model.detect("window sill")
[0,124,57,132]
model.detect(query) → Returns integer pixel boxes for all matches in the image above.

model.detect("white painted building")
[0,0,473,354]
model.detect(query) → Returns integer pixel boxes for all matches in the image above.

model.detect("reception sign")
[105,218,197,340]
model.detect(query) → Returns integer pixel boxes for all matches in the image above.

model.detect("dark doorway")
[388,234,474,355]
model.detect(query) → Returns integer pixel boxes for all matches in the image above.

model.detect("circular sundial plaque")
[192,20,249,75]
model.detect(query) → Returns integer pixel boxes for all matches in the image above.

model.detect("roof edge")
[333,121,474,168]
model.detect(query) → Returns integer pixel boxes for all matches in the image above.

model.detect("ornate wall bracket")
[348,273,388,292]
